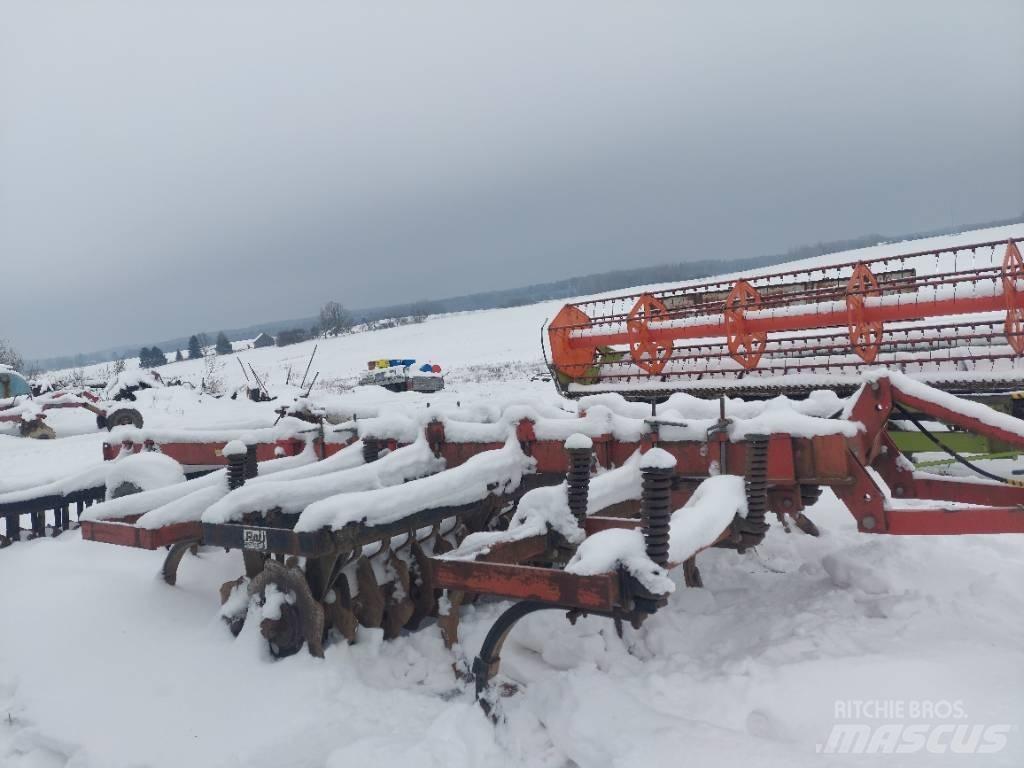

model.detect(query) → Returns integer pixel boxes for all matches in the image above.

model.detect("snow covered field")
[3,225,1024,767]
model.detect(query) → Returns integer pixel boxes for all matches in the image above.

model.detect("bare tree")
[0,338,24,371]
[201,354,225,395]
[319,301,352,337]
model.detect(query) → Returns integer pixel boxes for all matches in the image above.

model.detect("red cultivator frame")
[77,374,1024,713]
[547,238,1024,397]
[1,425,325,546]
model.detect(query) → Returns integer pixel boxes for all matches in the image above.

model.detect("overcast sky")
[2,1,1022,359]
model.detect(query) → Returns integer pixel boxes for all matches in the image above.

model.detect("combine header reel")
[547,237,1024,399]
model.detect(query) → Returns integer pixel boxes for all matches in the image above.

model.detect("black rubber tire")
[105,408,144,430]
[109,481,143,499]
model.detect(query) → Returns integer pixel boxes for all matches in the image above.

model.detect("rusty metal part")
[471,601,595,719]
[162,538,202,585]
[19,418,56,440]
[682,556,703,588]
[248,559,325,658]
[437,590,466,648]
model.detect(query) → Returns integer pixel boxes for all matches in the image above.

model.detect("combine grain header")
[546,238,1024,398]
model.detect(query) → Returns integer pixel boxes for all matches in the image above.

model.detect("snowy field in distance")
[1,223,1023,767]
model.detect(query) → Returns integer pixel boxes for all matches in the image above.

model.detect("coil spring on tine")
[245,444,258,480]
[640,467,673,567]
[566,448,591,525]
[226,454,246,491]
[362,437,381,464]
[744,434,769,527]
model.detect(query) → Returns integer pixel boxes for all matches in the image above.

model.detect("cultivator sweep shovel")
[547,237,1024,399]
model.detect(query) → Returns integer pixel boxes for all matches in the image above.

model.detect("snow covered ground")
[3,225,1024,767]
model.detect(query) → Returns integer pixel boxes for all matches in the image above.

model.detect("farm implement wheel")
[249,559,325,658]
[19,419,56,440]
[626,294,673,374]
[846,262,883,362]
[724,280,767,370]
[105,408,144,430]
[1002,239,1024,354]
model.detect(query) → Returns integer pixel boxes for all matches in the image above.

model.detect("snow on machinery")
[0,418,329,546]
[359,358,444,393]
[546,237,1024,399]
[76,373,1024,713]
[0,365,145,439]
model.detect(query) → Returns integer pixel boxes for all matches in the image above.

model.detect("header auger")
[547,237,1024,398]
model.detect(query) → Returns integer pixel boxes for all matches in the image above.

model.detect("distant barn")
[252,332,275,348]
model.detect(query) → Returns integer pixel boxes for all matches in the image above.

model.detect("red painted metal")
[883,507,1024,535]
[101,437,311,467]
[80,371,1024,629]
[79,518,202,549]
[833,375,1024,534]
[565,292,1006,352]
[846,262,883,362]
[548,238,1024,389]
[1002,239,1024,354]
[432,559,621,611]
[724,279,767,369]
[626,294,673,374]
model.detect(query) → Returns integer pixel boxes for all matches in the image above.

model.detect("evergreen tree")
[138,347,165,368]
[215,332,232,355]
[175,349,183,362]
[276,328,308,347]
[188,335,203,359]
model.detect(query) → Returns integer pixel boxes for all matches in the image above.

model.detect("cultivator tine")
[162,538,200,586]
[324,572,359,643]
[354,556,386,630]
[682,556,703,588]
[219,576,248,637]
[792,512,821,537]
[382,550,416,639]
[404,540,437,631]
[431,527,454,555]
[437,590,465,648]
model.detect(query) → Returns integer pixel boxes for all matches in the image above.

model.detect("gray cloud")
[2,0,1022,358]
